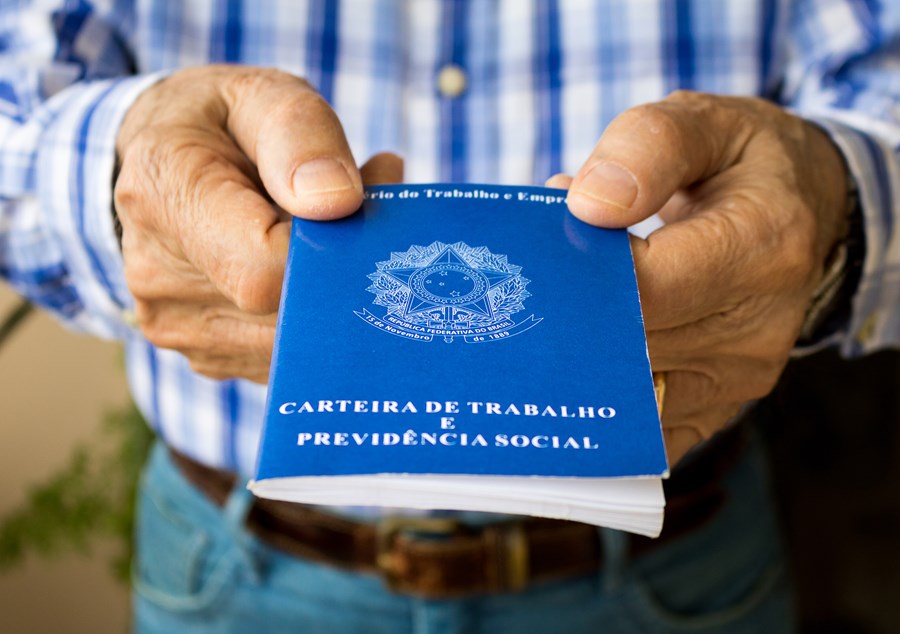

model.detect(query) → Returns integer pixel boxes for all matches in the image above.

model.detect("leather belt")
[168,424,745,599]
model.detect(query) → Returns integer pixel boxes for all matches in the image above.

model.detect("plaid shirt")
[2,0,898,475]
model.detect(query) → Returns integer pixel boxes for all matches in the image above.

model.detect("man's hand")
[550,91,850,465]
[114,66,399,383]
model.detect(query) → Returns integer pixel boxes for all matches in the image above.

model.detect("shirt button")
[436,64,467,98]
[856,313,878,344]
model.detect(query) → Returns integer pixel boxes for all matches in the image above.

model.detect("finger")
[121,230,223,303]
[567,91,749,228]
[115,125,292,314]
[662,404,742,466]
[650,365,779,420]
[544,173,573,189]
[630,202,778,330]
[629,218,743,331]
[662,426,705,467]
[645,294,802,364]
[187,351,272,384]
[666,407,743,445]
[136,299,276,359]
[360,152,404,185]
[164,139,292,314]
[199,184,290,314]
[221,68,363,220]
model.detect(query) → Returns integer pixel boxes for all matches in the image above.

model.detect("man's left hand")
[549,91,850,465]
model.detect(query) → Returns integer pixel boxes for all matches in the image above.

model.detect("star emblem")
[383,245,515,320]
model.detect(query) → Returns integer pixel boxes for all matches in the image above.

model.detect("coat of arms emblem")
[355,241,542,343]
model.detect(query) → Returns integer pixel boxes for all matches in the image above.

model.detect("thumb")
[222,69,364,220]
[567,91,742,228]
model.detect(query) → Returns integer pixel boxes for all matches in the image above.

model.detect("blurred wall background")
[0,284,131,633]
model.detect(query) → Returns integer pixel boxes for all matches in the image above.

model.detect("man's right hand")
[114,66,372,383]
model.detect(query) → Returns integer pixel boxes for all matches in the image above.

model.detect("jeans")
[133,433,794,633]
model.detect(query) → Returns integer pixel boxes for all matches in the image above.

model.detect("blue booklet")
[251,184,668,536]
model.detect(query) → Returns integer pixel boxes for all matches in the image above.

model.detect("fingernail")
[292,158,355,196]
[573,162,638,210]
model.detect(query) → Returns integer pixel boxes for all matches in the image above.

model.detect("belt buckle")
[375,516,462,591]
[375,516,532,596]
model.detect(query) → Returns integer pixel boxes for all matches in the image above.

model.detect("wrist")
[797,172,865,346]
[805,121,852,260]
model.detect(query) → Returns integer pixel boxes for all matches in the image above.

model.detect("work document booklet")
[251,184,669,537]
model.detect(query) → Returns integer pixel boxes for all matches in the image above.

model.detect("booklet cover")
[251,184,668,536]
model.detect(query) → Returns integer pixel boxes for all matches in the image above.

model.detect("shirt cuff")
[36,72,167,339]
[799,116,900,357]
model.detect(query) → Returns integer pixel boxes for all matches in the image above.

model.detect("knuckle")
[222,261,281,315]
[657,91,699,116]
[742,367,783,401]
[115,134,166,227]
[134,302,190,351]
[759,316,802,360]
[733,345,791,401]
[258,87,343,159]
[781,210,818,276]
[187,354,236,381]
[223,67,315,108]
[188,360,222,380]
[779,245,815,290]
[666,88,702,101]
[617,102,687,155]
[112,170,139,218]
[223,69,268,101]
[122,249,162,298]
[230,270,279,315]
[134,300,167,348]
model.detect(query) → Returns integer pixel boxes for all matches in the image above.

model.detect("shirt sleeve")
[782,0,900,356]
[0,0,160,340]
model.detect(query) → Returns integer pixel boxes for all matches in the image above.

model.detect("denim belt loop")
[223,480,263,584]
[599,527,627,593]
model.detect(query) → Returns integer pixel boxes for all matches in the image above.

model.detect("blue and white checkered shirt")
[2,0,899,476]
